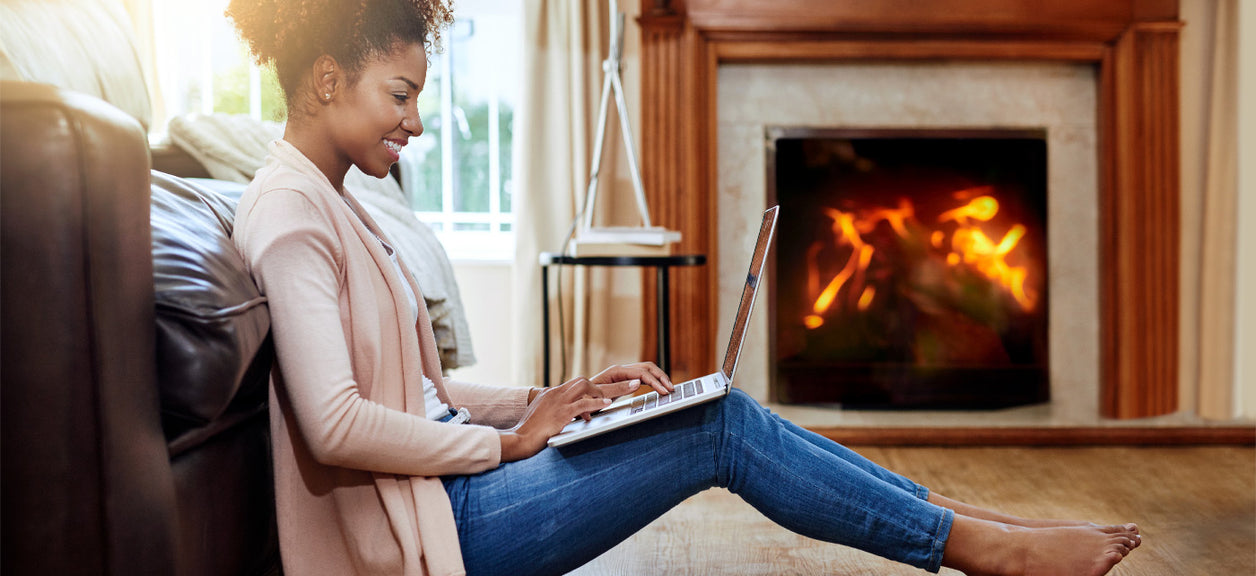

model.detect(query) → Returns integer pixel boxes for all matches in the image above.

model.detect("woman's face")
[327,42,427,179]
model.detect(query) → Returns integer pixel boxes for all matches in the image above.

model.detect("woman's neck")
[283,121,349,193]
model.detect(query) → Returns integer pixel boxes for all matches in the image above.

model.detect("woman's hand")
[591,362,673,396]
[499,377,640,462]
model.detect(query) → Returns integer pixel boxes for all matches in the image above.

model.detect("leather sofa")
[2,1,279,574]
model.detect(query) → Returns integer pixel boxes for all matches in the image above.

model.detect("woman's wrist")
[499,430,521,462]
[526,387,543,405]
[499,429,540,462]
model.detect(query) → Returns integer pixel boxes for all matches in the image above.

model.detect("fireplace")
[637,0,1181,420]
[769,129,1049,408]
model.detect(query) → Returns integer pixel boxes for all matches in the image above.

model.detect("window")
[150,0,286,125]
[398,0,521,262]
[149,0,520,261]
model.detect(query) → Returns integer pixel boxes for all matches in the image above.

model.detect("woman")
[227,1,1141,575]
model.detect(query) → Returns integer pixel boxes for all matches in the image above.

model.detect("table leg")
[658,266,670,375]
[541,264,550,387]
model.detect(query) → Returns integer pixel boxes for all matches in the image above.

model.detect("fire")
[804,188,1037,330]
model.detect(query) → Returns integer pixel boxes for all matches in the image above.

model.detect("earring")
[324,93,331,101]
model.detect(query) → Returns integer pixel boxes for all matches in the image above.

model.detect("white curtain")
[512,0,645,388]
[117,0,166,128]
[1181,0,1241,419]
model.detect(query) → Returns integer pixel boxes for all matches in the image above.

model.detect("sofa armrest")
[1,80,178,575]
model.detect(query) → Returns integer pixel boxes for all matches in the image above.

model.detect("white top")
[422,375,450,421]
[347,195,448,421]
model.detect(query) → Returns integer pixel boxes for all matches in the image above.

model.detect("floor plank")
[570,446,1255,575]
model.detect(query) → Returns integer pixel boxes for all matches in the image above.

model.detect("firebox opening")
[768,128,1049,409]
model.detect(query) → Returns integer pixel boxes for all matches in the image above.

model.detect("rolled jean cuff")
[925,507,955,573]
[915,483,931,502]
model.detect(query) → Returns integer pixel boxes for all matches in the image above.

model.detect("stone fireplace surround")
[718,61,1095,424]
[634,0,1194,436]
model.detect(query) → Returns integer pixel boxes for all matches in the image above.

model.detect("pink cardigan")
[233,140,530,576]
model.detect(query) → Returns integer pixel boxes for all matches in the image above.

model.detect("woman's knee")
[725,388,761,411]
[719,388,773,427]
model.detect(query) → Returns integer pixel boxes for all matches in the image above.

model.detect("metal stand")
[578,0,652,232]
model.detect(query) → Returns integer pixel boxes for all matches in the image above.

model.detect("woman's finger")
[574,396,613,421]
[592,362,673,393]
[596,379,641,399]
[572,377,607,400]
[588,365,624,385]
[558,377,596,399]
[638,365,673,393]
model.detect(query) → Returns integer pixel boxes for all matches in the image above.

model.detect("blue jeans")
[442,389,953,575]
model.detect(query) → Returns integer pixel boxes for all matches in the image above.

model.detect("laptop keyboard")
[629,377,707,415]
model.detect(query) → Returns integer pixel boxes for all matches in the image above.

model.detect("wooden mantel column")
[638,5,714,383]
[1101,22,1183,418]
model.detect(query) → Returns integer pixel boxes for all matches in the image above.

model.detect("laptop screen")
[721,206,779,382]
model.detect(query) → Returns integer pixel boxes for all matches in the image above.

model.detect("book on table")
[568,240,674,257]
[576,226,681,246]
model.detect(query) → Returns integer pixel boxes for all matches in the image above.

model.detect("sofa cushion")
[151,171,271,442]
[0,0,152,131]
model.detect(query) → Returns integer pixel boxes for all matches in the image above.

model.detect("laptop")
[548,206,779,447]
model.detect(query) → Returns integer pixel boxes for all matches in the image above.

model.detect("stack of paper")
[569,240,674,257]
[577,226,681,246]
[569,226,681,257]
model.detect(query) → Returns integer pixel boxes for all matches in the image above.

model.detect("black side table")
[539,253,706,387]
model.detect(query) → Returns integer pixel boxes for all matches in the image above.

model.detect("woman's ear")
[313,54,341,103]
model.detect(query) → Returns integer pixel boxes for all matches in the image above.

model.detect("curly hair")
[226,0,453,109]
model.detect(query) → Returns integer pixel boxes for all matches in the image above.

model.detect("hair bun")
[226,0,452,104]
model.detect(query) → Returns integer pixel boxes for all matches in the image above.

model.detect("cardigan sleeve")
[239,187,504,477]
[444,380,530,429]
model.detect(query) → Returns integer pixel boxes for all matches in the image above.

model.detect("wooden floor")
[571,446,1255,575]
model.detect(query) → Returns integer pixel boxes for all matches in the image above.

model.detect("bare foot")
[944,515,1141,576]
[930,493,1142,544]
[1022,524,1141,576]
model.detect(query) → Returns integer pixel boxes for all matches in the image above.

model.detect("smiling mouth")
[384,140,404,155]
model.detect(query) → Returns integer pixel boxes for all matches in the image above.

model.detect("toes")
[1111,524,1142,549]
[1100,523,1141,539]
[1108,535,1139,555]
[1103,548,1126,566]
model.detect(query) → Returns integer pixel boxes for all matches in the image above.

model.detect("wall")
[449,259,645,389]
[1238,0,1256,417]
[447,263,515,385]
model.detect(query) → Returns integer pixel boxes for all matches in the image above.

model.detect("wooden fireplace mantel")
[635,0,1180,419]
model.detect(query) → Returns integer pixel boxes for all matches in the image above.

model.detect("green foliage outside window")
[453,102,513,214]
[403,64,514,227]
[203,47,287,122]
[409,70,444,215]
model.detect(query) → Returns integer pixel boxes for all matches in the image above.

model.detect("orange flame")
[804,188,1037,329]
